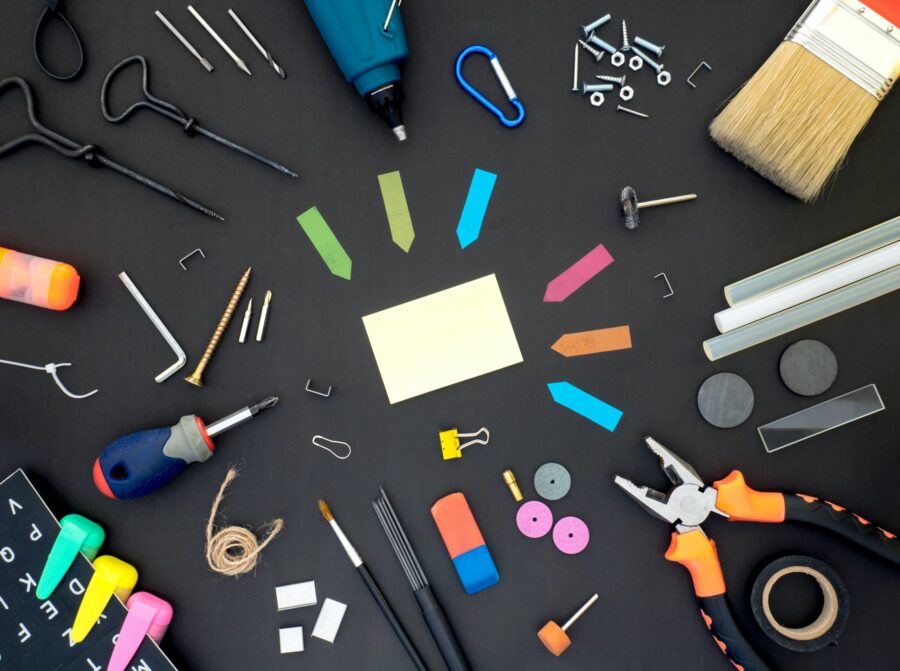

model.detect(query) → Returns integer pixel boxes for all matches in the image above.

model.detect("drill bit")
[228,9,285,78]
[187,5,251,76]
[256,290,271,342]
[155,10,213,72]
[238,297,253,343]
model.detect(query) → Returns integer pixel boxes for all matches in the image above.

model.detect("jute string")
[205,467,284,576]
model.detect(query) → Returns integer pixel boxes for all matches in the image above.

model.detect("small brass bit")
[185,267,251,387]
[502,469,524,502]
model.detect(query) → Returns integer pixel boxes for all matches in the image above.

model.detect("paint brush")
[317,499,428,671]
[709,0,899,202]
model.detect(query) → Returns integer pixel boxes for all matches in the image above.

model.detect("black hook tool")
[0,77,223,220]
[101,56,298,178]
[33,0,85,81]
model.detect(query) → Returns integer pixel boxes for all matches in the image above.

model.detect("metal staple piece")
[654,272,674,299]
[119,271,188,382]
[306,379,333,398]
[179,248,206,270]
[687,61,711,88]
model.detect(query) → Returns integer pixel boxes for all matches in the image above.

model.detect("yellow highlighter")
[71,555,138,643]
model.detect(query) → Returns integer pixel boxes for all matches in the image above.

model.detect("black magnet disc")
[779,340,838,397]
[697,372,754,429]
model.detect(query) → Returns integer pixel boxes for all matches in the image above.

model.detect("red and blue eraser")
[431,492,499,594]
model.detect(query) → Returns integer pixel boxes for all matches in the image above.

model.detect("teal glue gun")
[304,0,409,141]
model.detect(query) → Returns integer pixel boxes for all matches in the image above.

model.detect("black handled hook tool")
[33,0,85,81]
[0,77,223,220]
[101,56,298,178]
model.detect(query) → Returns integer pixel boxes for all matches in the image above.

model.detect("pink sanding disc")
[516,500,553,538]
[553,516,590,554]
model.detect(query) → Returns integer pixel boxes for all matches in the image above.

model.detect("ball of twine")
[205,467,283,577]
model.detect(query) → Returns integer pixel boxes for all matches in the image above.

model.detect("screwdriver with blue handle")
[93,397,278,499]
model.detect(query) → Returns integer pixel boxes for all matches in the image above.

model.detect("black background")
[1,1,899,670]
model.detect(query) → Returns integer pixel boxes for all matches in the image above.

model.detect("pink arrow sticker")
[543,244,614,302]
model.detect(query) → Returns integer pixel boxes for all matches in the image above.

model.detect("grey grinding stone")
[533,462,571,501]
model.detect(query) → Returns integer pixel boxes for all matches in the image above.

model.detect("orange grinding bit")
[536,593,599,656]
[537,621,571,656]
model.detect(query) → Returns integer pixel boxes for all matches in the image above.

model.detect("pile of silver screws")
[572,13,669,117]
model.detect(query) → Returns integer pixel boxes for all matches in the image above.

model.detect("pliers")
[615,436,900,671]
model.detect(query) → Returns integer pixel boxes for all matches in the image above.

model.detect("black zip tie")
[33,0,85,81]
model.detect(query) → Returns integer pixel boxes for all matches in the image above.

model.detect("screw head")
[657,70,671,86]
[619,86,634,101]
[629,55,643,71]
[611,52,626,67]
[590,91,605,107]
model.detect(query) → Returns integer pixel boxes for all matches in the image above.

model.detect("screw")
[617,105,649,119]
[621,20,630,51]
[587,33,618,55]
[581,13,611,38]
[633,36,665,58]
[631,46,663,73]
[596,74,627,86]
[577,39,604,63]
[184,266,252,386]
[582,82,614,95]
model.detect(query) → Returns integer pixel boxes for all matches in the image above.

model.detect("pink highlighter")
[108,592,173,671]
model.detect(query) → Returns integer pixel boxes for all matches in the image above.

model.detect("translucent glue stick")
[0,247,80,310]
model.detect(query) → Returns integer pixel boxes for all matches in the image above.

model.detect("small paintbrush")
[318,499,429,671]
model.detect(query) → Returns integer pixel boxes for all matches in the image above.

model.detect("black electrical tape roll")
[750,555,849,652]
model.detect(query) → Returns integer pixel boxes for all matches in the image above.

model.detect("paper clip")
[439,427,490,460]
[455,46,525,128]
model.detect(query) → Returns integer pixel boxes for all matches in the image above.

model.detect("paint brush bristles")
[710,42,879,202]
[709,0,899,202]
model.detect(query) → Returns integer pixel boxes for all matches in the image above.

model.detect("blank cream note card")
[362,274,524,404]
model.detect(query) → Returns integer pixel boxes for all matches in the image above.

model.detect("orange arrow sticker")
[551,326,632,357]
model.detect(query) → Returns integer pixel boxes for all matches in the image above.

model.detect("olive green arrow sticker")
[377,171,415,252]
[297,206,352,280]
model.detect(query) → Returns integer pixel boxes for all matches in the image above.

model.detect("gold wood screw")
[184,266,252,387]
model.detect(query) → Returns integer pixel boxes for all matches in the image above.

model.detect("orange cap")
[0,247,79,310]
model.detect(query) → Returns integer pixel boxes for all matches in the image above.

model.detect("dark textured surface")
[0,1,899,670]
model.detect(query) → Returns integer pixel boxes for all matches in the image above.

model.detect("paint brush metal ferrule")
[787,0,900,100]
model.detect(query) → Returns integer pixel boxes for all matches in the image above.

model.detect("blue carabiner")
[455,45,526,128]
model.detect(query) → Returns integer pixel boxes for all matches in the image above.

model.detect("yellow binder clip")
[439,427,490,460]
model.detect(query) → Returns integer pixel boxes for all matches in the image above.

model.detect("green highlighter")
[36,514,105,600]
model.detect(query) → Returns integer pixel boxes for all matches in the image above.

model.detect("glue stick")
[0,247,80,310]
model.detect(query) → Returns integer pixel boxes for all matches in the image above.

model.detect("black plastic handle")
[785,493,900,565]
[697,594,771,671]
[415,586,472,671]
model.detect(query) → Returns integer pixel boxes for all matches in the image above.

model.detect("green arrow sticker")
[377,171,415,252]
[296,206,352,280]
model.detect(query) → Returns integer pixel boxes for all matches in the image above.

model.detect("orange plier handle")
[666,471,900,671]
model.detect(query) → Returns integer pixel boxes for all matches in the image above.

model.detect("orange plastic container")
[0,247,80,310]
